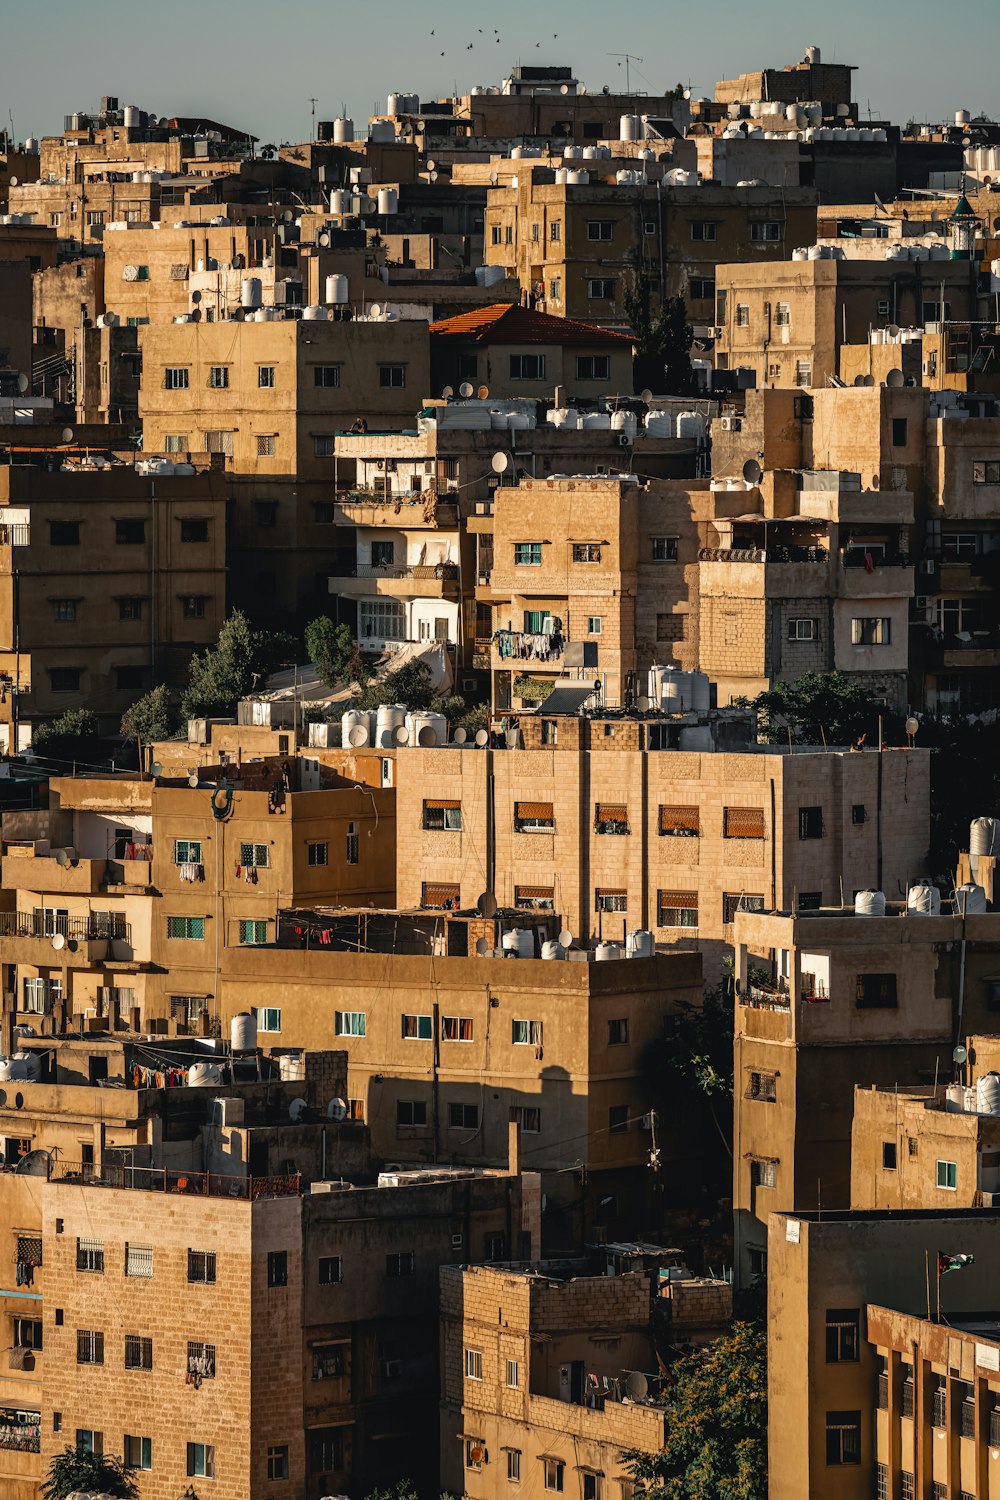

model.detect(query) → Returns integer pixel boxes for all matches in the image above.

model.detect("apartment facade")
[852,1083,1000,1210]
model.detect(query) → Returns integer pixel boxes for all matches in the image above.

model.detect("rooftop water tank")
[240,276,262,310]
[188,1062,224,1087]
[805,44,821,63]
[626,929,655,959]
[502,929,534,959]
[676,411,706,441]
[8,1052,40,1082]
[620,114,643,141]
[977,1073,1000,1115]
[611,409,637,434]
[595,941,622,962]
[661,669,693,710]
[369,120,395,143]
[956,883,988,914]
[644,413,674,435]
[333,117,354,143]
[406,710,448,748]
[564,145,583,159]
[330,189,352,215]
[956,109,972,126]
[301,305,326,320]
[970,818,999,872]
[387,93,405,117]
[375,704,407,748]
[25,135,38,151]
[907,884,941,915]
[326,273,349,305]
[377,188,398,215]
[278,1051,306,1081]
[946,1082,966,1113]
[541,940,565,961]
[855,890,886,917]
[231,1012,258,1052]
[342,708,375,748]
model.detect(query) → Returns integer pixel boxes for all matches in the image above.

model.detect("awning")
[537,685,597,715]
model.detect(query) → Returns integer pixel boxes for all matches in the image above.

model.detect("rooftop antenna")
[309,98,318,140]
[608,53,644,96]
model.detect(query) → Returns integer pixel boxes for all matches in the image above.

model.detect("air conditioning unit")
[451,1233,463,1249]
[382,1358,404,1378]
[718,416,742,432]
[920,558,937,577]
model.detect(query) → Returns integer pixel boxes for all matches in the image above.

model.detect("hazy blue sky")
[2,0,997,145]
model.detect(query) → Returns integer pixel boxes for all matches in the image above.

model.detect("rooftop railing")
[46,1159,300,1199]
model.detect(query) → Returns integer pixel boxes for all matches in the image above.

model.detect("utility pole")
[309,98,318,141]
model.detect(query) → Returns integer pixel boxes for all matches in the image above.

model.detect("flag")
[938,1252,975,1277]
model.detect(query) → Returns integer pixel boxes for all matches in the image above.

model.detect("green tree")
[180,610,280,720]
[43,1445,138,1500]
[120,684,177,744]
[624,270,696,396]
[32,708,99,747]
[305,617,367,689]
[625,1322,767,1500]
[742,671,893,746]
[355,660,437,713]
[640,983,734,1167]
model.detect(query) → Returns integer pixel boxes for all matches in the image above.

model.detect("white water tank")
[124,105,140,128]
[325,273,349,305]
[330,189,352,215]
[956,109,972,127]
[689,672,711,712]
[406,710,448,748]
[301,304,326,320]
[611,409,637,434]
[376,704,407,748]
[342,708,375,747]
[977,1073,1000,1114]
[946,1082,966,1113]
[333,117,354,143]
[971,818,999,860]
[377,187,398,215]
[278,1051,306,1081]
[541,940,565,960]
[25,135,38,151]
[582,411,612,430]
[231,1012,258,1052]
[855,890,886,917]
[564,145,583,159]
[907,884,941,915]
[626,929,655,959]
[241,276,262,309]
[370,120,395,143]
[8,1052,40,1082]
[661,669,693,710]
[502,929,534,959]
[595,941,622,962]
[645,412,674,436]
[956,883,988,914]
[620,114,643,141]
[676,410,706,440]
[188,1061,224,1087]
[805,44,821,63]
[388,93,405,116]
[565,169,589,185]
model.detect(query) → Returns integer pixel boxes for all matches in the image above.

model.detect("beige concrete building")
[0,462,226,744]
[429,302,634,401]
[852,1081,1000,1210]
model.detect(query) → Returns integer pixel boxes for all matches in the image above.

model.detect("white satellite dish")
[150,761,163,777]
[328,1097,348,1121]
[8,176,16,187]
[442,385,454,399]
[429,170,438,183]
[453,726,468,744]
[393,724,409,746]
[426,159,437,173]
[16,373,29,394]
[459,381,474,398]
[640,387,653,403]
[54,848,70,867]
[289,1097,308,1122]
[474,729,489,747]
[954,1044,968,1064]
[51,933,66,951]
[369,301,382,318]
[61,428,74,444]
[188,773,199,787]
[625,1371,649,1401]
[492,451,510,474]
[348,725,369,747]
[558,929,573,949]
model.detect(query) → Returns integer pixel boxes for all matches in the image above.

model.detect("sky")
[1,0,997,146]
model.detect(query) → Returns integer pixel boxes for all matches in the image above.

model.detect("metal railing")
[0,912,131,943]
[699,546,828,564]
[742,983,791,1011]
[841,550,909,569]
[347,561,459,581]
[46,1158,300,1199]
[0,524,29,547]
[0,1413,39,1452]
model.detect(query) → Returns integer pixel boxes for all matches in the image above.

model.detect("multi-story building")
[851,1080,1000,1209]
[732,900,1000,1285]
[394,724,928,969]
[429,302,635,401]
[767,1208,1000,1500]
[0,462,226,744]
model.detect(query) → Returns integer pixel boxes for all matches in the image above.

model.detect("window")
[181,595,207,619]
[659,806,699,837]
[586,279,615,301]
[486,1232,506,1261]
[180,518,209,543]
[876,1463,888,1500]
[167,916,205,940]
[510,355,546,381]
[379,365,406,388]
[267,1250,288,1287]
[465,1347,483,1380]
[550,221,561,242]
[309,1426,346,1474]
[799,806,824,840]
[76,1429,101,1453]
[13,1317,42,1350]
[334,1011,366,1037]
[736,304,750,327]
[961,1393,976,1439]
[515,886,554,910]
[319,1256,343,1285]
[510,1105,541,1133]
[422,881,460,909]
[76,1238,104,1273]
[22,977,50,1014]
[443,1016,474,1042]
[690,221,717,241]
[583,1476,602,1500]
[652,536,678,561]
[587,616,602,634]
[256,435,277,458]
[449,1102,479,1129]
[49,520,80,546]
[595,803,629,835]
[587,220,614,241]
[513,541,544,569]
[608,1019,629,1045]
[609,1105,629,1134]
[268,1446,289,1481]
[258,365,276,388]
[787,618,816,641]
[937,1159,958,1190]
[238,919,268,946]
[314,365,341,388]
[125,1245,153,1279]
[397,1100,428,1127]
[203,430,233,456]
[795,359,812,387]
[124,1435,151,1471]
[577,354,611,379]
[932,1382,948,1428]
[690,276,715,300]
[825,1310,859,1362]
[164,367,189,389]
[856,973,898,1009]
[52,598,77,622]
[401,1013,433,1040]
[386,1251,415,1278]
[77,1329,104,1364]
[750,221,782,242]
[124,1334,152,1371]
[312,1341,349,1380]
[174,839,202,865]
[502,1358,520,1389]
[973,461,1000,486]
[747,1071,776,1102]
[491,224,503,245]
[851,614,892,648]
[724,807,765,839]
[596,889,627,912]
[549,278,561,301]
[750,1158,777,1188]
[423,799,462,831]
[314,439,336,461]
[572,542,602,563]
[307,841,328,866]
[115,517,145,546]
[187,1341,215,1380]
[512,1019,543,1046]
[187,1250,216,1284]
[118,597,143,621]
[239,842,269,868]
[187,1443,215,1479]
[515,801,553,832]
[825,1411,860,1465]
[253,1006,281,1032]
[775,302,791,326]
[209,365,230,389]
[545,1459,565,1491]
[508,1449,521,1483]
[723,892,765,923]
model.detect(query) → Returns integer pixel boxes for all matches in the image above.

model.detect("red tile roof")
[429,302,635,347]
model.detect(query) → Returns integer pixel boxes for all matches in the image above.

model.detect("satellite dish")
[625,1372,649,1401]
[289,1097,308,1122]
[150,761,163,777]
[429,171,439,183]
[469,1446,486,1465]
[442,385,454,399]
[853,375,866,386]
[490,171,500,187]
[16,373,29,394]
[478,384,490,400]
[348,725,369,747]
[61,427,74,444]
[393,724,409,746]
[459,381,474,398]
[8,176,16,187]
[886,367,905,388]
[191,289,202,304]
[558,928,573,949]
[862,374,875,387]
[743,458,763,484]
[55,848,70,867]
[871,474,880,489]
[426,159,437,173]
[369,301,382,317]
[636,695,651,711]
[954,1044,968,1064]
[417,725,438,746]
[0,1090,5,1107]
[327,1097,347,1121]
[15,1149,51,1177]
[477,891,498,918]
[492,451,510,474]
[453,726,468,745]
[282,208,294,223]
[188,773,199,787]
[67,940,78,954]
[475,937,489,957]
[640,388,653,403]
[886,324,900,338]
[474,728,489,747]
[51,933,66,951]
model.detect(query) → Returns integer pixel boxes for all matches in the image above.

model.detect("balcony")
[328,561,460,600]
[926,629,1000,669]
[740,980,791,1011]
[0,523,29,548]
[698,546,832,599]
[492,628,565,664]
[838,552,914,598]
[0,1410,39,1452]
[0,852,108,895]
[0,911,131,965]
[46,1158,300,1199]
[333,490,460,528]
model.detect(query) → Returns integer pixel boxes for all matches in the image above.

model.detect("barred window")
[421,881,461,908]
[659,805,699,836]
[188,1341,216,1379]
[723,892,765,924]
[514,801,554,831]
[125,1244,153,1279]
[239,842,269,868]
[515,886,554,910]
[187,1250,217,1284]
[77,1329,104,1364]
[746,1070,776,1102]
[825,1309,859,1362]
[658,890,698,928]
[124,1335,153,1370]
[423,800,462,831]
[596,889,627,912]
[76,1238,104,1273]
[595,803,629,835]
[724,806,765,839]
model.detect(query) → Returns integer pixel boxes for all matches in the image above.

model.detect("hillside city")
[0,32,998,1500]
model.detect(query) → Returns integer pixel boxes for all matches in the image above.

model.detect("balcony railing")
[0,912,131,944]
[699,546,828,564]
[47,1158,300,1199]
[0,524,29,547]
[342,561,459,581]
[493,628,564,662]
[741,982,791,1011]
[0,1412,39,1452]
[841,550,909,569]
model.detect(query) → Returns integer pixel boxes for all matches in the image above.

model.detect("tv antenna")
[309,97,318,140]
[608,52,644,96]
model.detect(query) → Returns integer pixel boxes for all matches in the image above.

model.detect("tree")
[625,1322,767,1500]
[624,270,696,396]
[640,983,734,1175]
[120,684,177,744]
[31,708,99,747]
[741,671,894,747]
[305,617,366,689]
[43,1445,138,1500]
[355,660,437,713]
[180,610,281,721]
